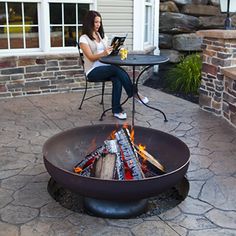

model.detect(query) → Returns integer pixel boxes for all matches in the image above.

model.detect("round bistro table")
[100,54,169,127]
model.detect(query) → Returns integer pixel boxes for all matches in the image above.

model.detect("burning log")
[104,140,125,180]
[74,146,105,176]
[94,153,116,179]
[135,144,165,173]
[115,128,145,180]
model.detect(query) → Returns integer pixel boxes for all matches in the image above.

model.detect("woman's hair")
[82,10,104,40]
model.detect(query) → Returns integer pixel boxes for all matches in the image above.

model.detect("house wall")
[97,0,133,50]
[0,1,154,99]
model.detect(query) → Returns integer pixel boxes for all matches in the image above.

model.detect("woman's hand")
[103,46,113,56]
[80,43,113,61]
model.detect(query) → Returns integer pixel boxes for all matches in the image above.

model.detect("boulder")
[159,12,200,34]
[159,33,173,49]
[182,4,220,16]
[172,0,192,5]
[160,49,184,63]
[160,1,179,12]
[192,0,209,4]
[199,14,236,29]
[172,33,203,51]
[209,0,220,6]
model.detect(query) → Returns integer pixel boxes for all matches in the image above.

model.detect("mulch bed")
[144,73,199,104]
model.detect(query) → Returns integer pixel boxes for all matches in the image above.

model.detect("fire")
[120,146,133,180]
[138,144,146,151]
[130,128,134,143]
[109,130,116,140]
[74,166,82,173]
[76,124,165,180]
[137,144,147,161]
[109,123,133,141]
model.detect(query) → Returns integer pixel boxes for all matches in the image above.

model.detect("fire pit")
[43,124,190,218]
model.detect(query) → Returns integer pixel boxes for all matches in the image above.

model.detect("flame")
[137,144,147,161]
[138,144,146,151]
[110,130,116,140]
[130,128,134,142]
[74,166,82,173]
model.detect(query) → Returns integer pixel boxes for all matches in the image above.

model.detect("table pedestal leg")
[132,66,136,128]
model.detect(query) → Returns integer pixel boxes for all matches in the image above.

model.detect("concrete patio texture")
[0,85,236,236]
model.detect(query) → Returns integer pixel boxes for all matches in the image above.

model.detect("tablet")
[110,36,126,55]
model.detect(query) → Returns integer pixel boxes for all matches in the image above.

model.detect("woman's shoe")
[113,112,127,120]
[135,96,149,104]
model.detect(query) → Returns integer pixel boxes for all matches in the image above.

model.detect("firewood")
[115,128,145,180]
[104,140,125,180]
[74,146,104,175]
[94,153,116,179]
[134,144,165,173]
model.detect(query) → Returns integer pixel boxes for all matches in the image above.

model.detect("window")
[0,1,39,50]
[0,0,92,54]
[133,0,157,51]
[49,3,89,47]
[144,0,153,45]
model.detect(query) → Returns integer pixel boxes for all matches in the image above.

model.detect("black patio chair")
[76,42,111,112]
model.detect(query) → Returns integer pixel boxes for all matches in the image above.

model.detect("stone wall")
[223,67,236,126]
[159,0,236,62]
[0,52,151,99]
[0,54,85,98]
[197,30,236,128]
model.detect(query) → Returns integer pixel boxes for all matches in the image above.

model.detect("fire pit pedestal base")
[84,197,147,218]
[47,177,189,218]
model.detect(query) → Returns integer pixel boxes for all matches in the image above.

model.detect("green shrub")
[165,53,202,95]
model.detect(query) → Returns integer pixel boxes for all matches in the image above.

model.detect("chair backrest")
[76,42,85,71]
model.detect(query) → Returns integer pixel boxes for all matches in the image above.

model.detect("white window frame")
[133,0,159,55]
[0,0,96,56]
[144,0,153,45]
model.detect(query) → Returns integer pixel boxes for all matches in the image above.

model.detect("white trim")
[0,0,40,2]
[133,0,145,50]
[21,2,26,49]
[40,0,50,52]
[133,0,159,52]
[48,0,94,3]
[0,47,78,57]
[154,0,160,55]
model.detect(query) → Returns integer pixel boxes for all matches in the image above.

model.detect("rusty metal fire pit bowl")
[43,124,190,218]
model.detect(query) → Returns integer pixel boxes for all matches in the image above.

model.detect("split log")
[74,146,104,176]
[94,153,116,179]
[104,140,125,180]
[115,128,145,180]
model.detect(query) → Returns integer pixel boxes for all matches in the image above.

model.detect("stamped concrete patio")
[0,85,236,236]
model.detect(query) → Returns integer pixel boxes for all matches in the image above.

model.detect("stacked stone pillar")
[197,30,236,127]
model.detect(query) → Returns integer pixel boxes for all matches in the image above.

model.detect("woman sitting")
[79,10,148,120]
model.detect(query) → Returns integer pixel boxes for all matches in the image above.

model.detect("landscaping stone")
[173,33,202,51]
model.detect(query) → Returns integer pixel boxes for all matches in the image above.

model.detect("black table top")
[100,54,169,66]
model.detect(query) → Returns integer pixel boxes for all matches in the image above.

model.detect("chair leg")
[78,79,88,110]
[100,82,105,105]
[100,82,105,112]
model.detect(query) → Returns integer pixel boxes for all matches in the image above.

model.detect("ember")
[74,127,165,180]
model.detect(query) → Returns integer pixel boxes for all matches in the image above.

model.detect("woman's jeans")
[87,65,134,113]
